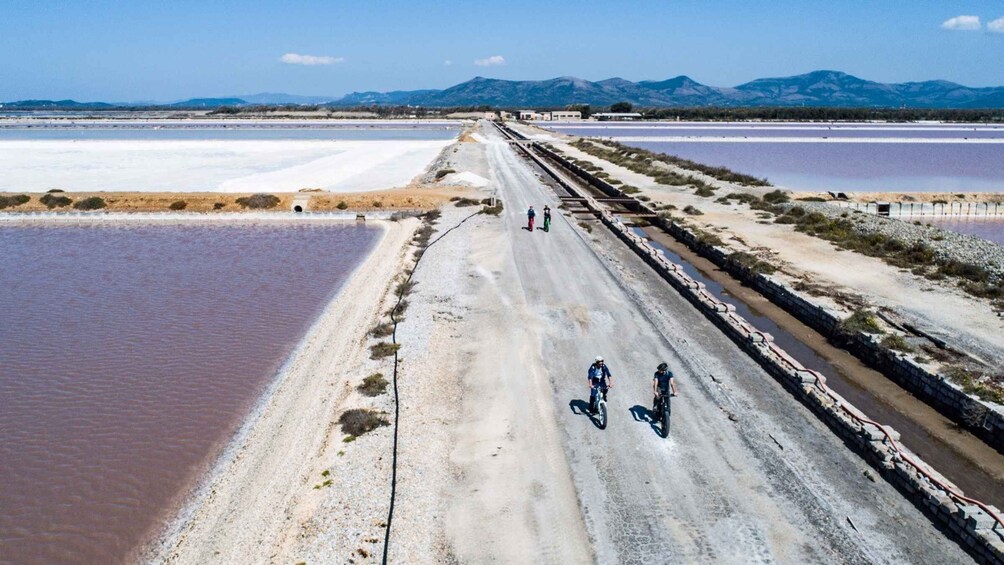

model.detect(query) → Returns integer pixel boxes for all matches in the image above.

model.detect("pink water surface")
[0,223,378,564]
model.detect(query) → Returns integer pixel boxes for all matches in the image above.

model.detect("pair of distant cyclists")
[526,205,551,232]
[587,356,678,415]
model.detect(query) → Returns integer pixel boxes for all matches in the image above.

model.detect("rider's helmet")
[595,355,604,364]
[657,362,668,372]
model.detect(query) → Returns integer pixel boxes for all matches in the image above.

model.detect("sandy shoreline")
[144,218,415,564]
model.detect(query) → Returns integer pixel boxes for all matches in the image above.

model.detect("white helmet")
[595,356,604,362]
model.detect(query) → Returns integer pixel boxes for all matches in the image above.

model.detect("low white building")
[544,110,582,121]
[518,110,541,120]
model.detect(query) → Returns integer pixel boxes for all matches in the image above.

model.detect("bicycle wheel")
[597,399,608,429]
[661,397,671,438]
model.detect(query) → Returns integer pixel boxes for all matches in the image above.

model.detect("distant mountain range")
[4,71,1004,109]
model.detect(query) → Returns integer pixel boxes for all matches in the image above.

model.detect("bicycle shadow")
[569,399,605,430]
[629,404,663,437]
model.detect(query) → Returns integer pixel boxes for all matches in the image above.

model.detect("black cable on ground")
[381,209,485,565]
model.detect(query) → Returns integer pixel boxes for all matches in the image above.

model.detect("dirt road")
[393,124,971,563]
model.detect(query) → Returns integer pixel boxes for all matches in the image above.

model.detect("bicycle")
[590,383,608,429]
[654,391,671,438]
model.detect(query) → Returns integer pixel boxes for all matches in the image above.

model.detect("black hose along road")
[478,123,971,563]
[381,210,483,565]
[491,120,1003,563]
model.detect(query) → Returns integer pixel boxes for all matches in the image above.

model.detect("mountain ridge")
[4,71,1004,109]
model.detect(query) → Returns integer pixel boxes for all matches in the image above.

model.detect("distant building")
[499,111,514,120]
[593,112,642,121]
[518,110,541,120]
[544,111,582,121]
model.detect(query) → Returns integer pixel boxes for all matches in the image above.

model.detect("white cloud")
[474,55,506,67]
[444,60,453,66]
[988,17,1004,33]
[941,15,981,30]
[279,53,344,66]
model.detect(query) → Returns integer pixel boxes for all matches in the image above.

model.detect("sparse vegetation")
[694,186,716,197]
[213,202,225,210]
[453,197,480,207]
[0,194,30,209]
[235,193,280,209]
[840,309,884,335]
[40,193,73,208]
[73,196,106,210]
[369,341,401,359]
[728,251,776,275]
[336,201,348,210]
[578,221,593,233]
[881,334,915,353]
[571,139,770,187]
[169,200,187,210]
[339,409,389,437]
[358,373,389,397]
[943,366,1004,404]
[683,205,703,216]
[762,190,790,204]
[369,322,394,338]
[435,168,456,180]
[770,206,1004,301]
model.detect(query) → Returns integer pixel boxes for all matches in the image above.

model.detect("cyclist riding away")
[588,356,613,414]
[527,205,536,231]
[652,362,678,413]
[543,205,552,232]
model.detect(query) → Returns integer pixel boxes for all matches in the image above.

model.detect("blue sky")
[1,0,1003,101]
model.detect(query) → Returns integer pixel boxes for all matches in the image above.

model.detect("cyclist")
[527,205,536,231]
[543,205,552,232]
[652,362,678,413]
[587,356,613,413]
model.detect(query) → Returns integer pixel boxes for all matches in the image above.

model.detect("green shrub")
[358,373,389,397]
[881,334,915,353]
[694,186,715,197]
[46,188,65,193]
[369,342,401,359]
[694,229,724,247]
[369,323,394,338]
[338,409,389,436]
[762,190,790,204]
[40,193,73,208]
[728,251,776,275]
[481,203,504,216]
[336,201,348,210]
[840,310,884,335]
[213,202,225,210]
[73,196,106,211]
[235,193,280,209]
[0,194,31,209]
[373,200,384,208]
[169,200,187,210]
[454,197,480,207]
[683,205,703,216]
[797,196,827,202]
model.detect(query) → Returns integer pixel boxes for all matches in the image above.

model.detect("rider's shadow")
[569,399,605,430]
[629,405,662,437]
